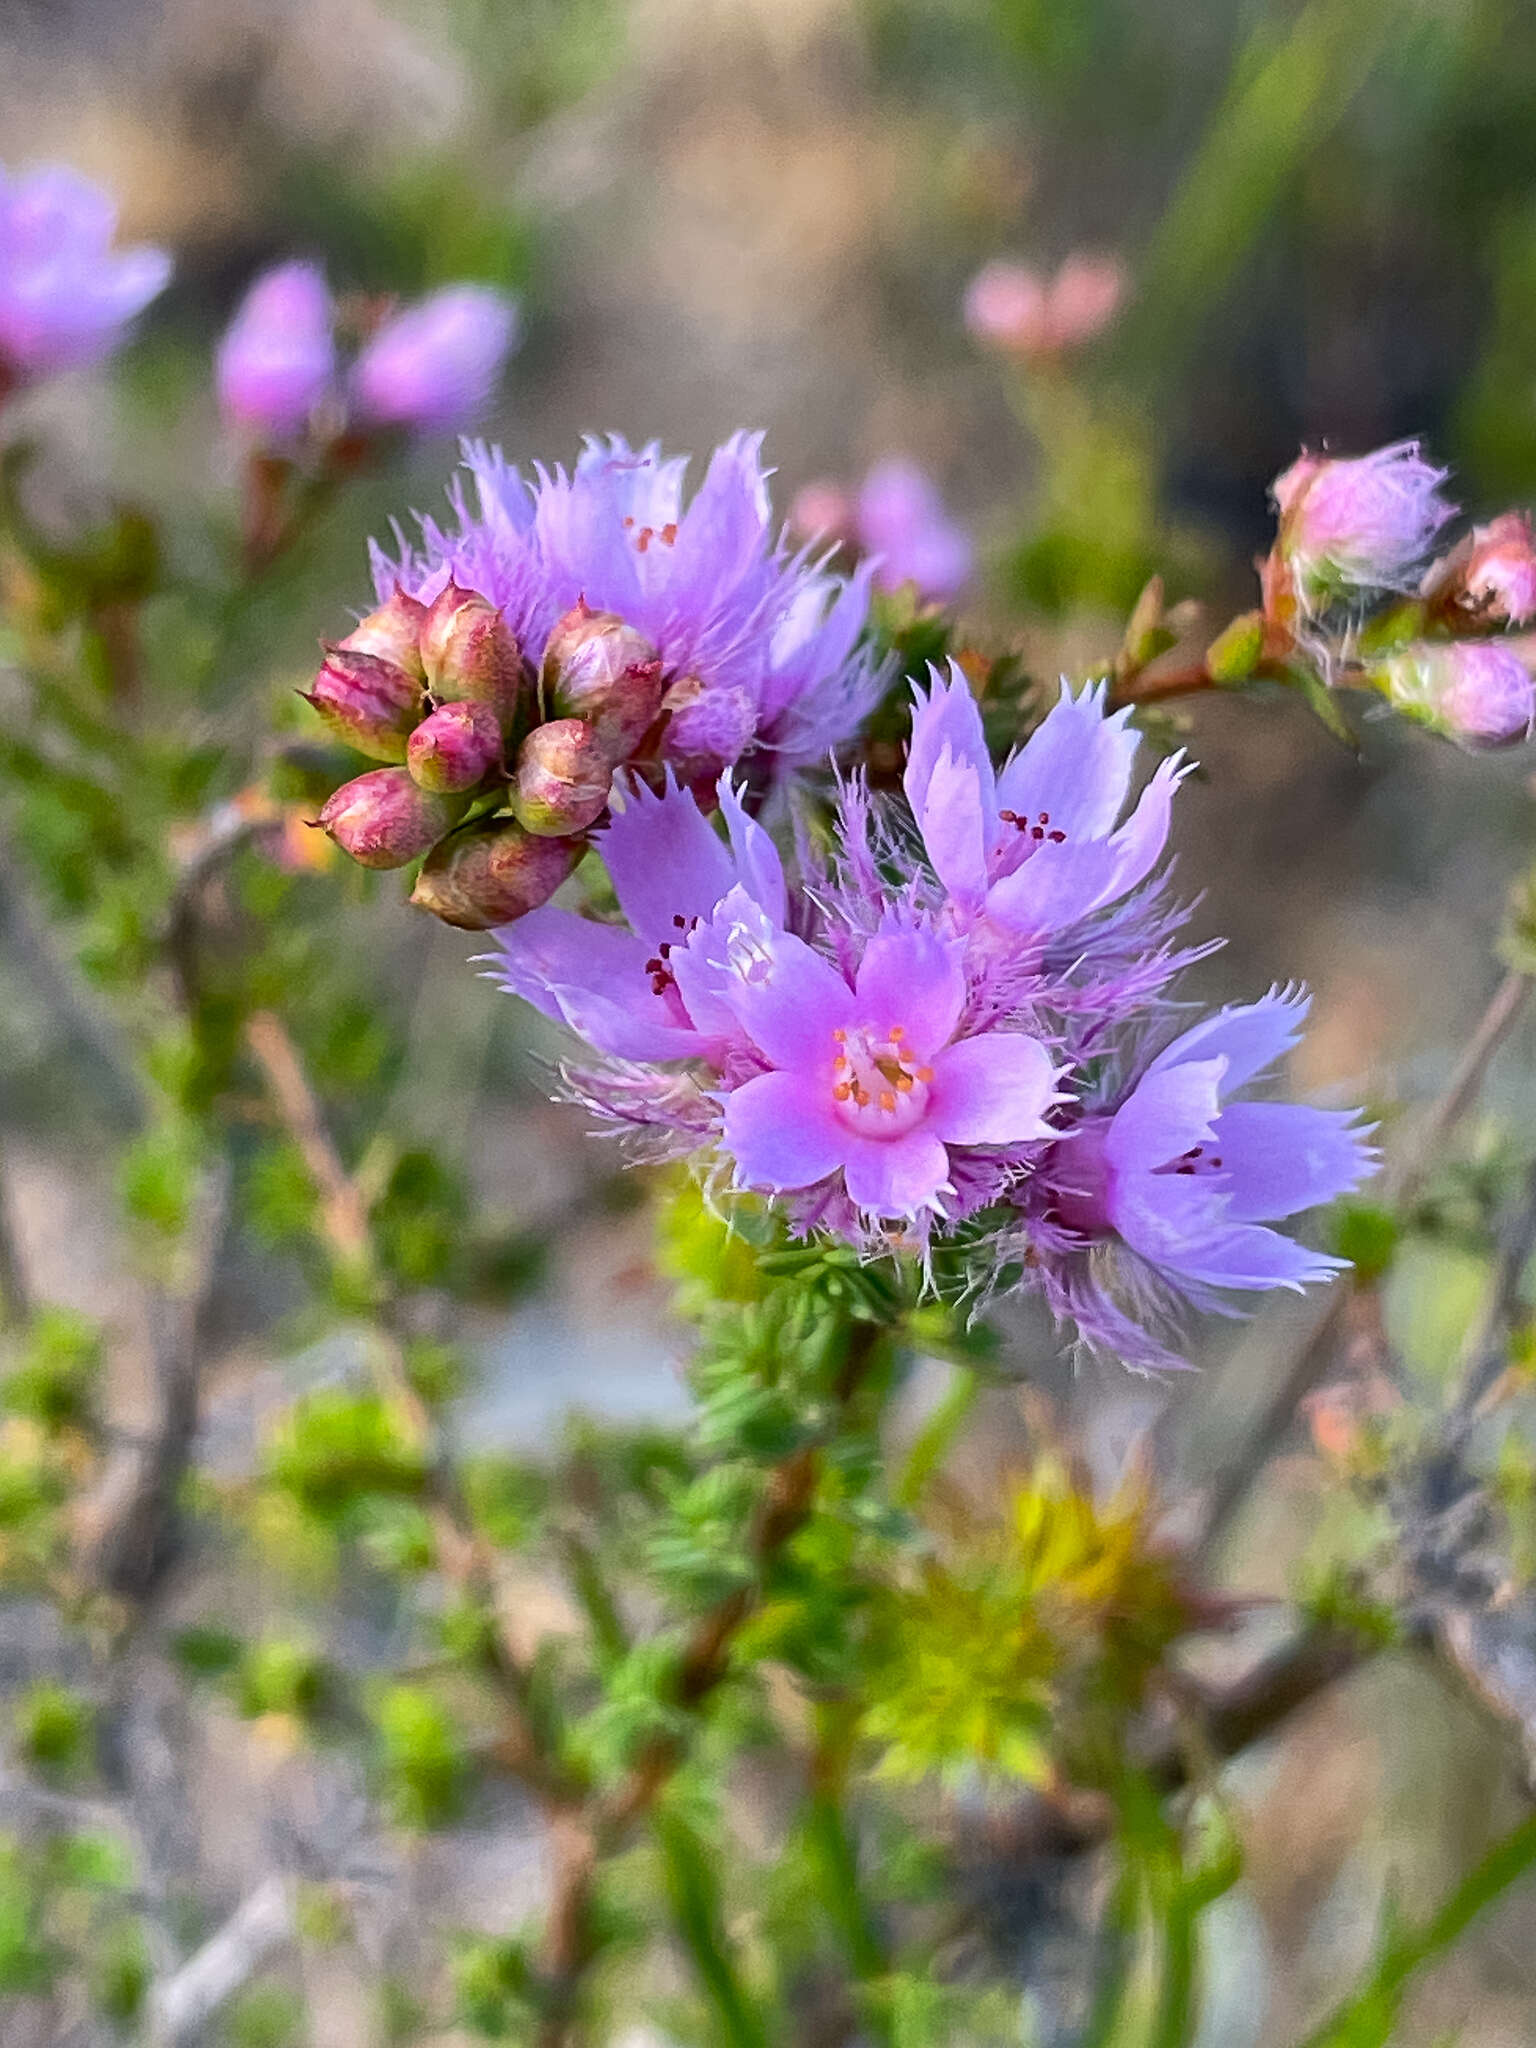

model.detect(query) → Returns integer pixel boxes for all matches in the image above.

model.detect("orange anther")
[879,1091,896,1112]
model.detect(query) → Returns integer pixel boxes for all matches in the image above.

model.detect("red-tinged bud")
[1373,641,1536,749]
[334,585,428,680]
[407,700,503,793]
[510,717,613,835]
[409,821,583,930]
[419,581,524,730]
[303,646,424,762]
[1423,512,1536,629]
[542,600,664,761]
[316,768,465,868]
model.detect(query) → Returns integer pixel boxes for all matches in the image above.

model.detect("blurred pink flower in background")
[0,163,170,392]
[963,252,1127,357]
[790,458,973,603]
[216,260,335,441]
[216,268,520,449]
[351,284,519,434]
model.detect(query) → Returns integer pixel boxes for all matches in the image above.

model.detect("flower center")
[1151,1143,1224,1178]
[622,516,679,555]
[645,913,700,1000]
[830,1023,932,1138]
[998,807,1068,846]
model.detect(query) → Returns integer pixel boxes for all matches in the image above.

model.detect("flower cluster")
[307,433,881,927]
[217,260,518,447]
[374,432,882,777]
[1209,439,1536,750]
[0,163,170,396]
[490,662,1374,1368]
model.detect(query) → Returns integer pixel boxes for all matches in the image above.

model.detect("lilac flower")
[1376,640,1535,748]
[374,433,882,772]
[216,261,335,441]
[351,286,519,435]
[490,774,786,1063]
[713,910,1061,1224]
[856,459,974,603]
[0,164,170,390]
[1271,441,1454,607]
[1025,989,1375,1370]
[903,663,1188,946]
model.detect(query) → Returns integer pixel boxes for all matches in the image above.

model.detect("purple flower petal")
[994,683,1139,839]
[1105,1060,1224,1176]
[717,776,787,925]
[1211,1102,1377,1222]
[905,665,994,833]
[712,906,856,1069]
[598,777,737,947]
[723,1071,848,1192]
[216,261,335,440]
[1146,1219,1346,1293]
[853,925,966,1059]
[1145,988,1309,1092]
[490,906,704,1060]
[984,834,1127,934]
[926,1031,1059,1145]
[841,1128,951,1217]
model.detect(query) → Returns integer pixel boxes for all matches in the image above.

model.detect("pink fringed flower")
[1271,441,1454,607]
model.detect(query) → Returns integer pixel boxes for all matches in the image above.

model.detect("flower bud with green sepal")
[409,821,584,929]
[303,645,424,762]
[407,701,503,794]
[316,769,467,868]
[419,581,524,733]
[542,599,664,761]
[510,718,613,836]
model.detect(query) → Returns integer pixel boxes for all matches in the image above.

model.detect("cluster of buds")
[1191,441,1536,750]
[304,586,668,928]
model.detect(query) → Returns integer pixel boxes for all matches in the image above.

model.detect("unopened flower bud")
[1375,641,1535,748]
[303,647,423,762]
[419,581,525,731]
[1271,441,1454,608]
[510,718,613,835]
[660,676,759,781]
[1423,511,1536,628]
[1205,609,1266,684]
[542,600,664,761]
[335,586,428,680]
[408,700,503,793]
[409,821,583,930]
[316,769,465,868]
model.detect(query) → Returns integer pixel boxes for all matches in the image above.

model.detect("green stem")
[894,1364,979,1509]
[1296,1812,1536,2048]
[655,1807,772,2048]
[1077,1862,1138,2048]
[803,1704,893,2043]
[1119,0,1402,396]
